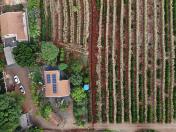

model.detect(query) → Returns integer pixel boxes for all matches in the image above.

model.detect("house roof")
[4,47,16,65]
[0,12,28,41]
[44,70,70,97]
[3,0,26,5]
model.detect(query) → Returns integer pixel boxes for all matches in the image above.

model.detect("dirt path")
[94,123,176,132]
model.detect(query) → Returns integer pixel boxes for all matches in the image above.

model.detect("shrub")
[71,87,87,103]
[3,4,24,13]
[70,73,83,86]
[41,42,59,65]
[40,103,52,119]
[59,48,65,62]
[70,60,83,73]
[0,60,5,72]
[59,63,68,71]
[13,42,37,67]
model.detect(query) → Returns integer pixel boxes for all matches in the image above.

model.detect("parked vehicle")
[14,75,20,84]
[19,85,25,94]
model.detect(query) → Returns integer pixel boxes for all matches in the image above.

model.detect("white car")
[14,75,20,84]
[19,85,25,94]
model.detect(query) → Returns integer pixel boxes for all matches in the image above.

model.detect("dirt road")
[94,123,176,132]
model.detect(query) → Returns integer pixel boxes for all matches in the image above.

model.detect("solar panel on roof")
[53,83,57,93]
[46,74,51,83]
[52,74,57,83]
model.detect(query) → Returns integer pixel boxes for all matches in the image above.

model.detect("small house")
[44,70,70,97]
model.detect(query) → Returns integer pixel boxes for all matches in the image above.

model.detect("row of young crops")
[42,0,90,53]
[42,0,176,124]
[90,0,176,124]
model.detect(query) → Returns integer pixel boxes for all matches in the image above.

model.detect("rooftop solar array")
[53,83,57,93]
[52,74,57,93]
[46,74,51,83]
[52,74,56,83]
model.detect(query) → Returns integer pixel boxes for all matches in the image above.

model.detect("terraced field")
[43,0,176,124]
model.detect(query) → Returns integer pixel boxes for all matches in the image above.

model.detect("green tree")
[0,45,4,53]
[28,126,43,132]
[40,103,52,119]
[71,87,87,103]
[13,42,37,67]
[70,60,83,73]
[59,63,68,71]
[70,73,83,86]
[41,42,59,65]
[0,93,24,132]
[0,59,5,72]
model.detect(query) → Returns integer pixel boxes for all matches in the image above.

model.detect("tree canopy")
[71,87,87,103]
[70,60,83,73]
[70,73,83,86]
[59,63,68,71]
[0,93,24,131]
[13,42,38,67]
[41,42,59,65]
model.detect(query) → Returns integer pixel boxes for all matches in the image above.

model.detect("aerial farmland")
[2,0,176,131]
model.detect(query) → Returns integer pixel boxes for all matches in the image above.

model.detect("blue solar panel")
[46,74,51,83]
[53,83,57,93]
[52,74,56,83]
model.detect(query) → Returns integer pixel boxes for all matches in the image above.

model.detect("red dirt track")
[89,0,99,124]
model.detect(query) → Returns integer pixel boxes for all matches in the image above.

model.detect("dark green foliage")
[116,80,122,123]
[0,72,5,94]
[73,101,87,126]
[0,45,3,53]
[47,6,52,40]
[70,60,83,73]
[59,63,68,71]
[71,87,87,103]
[41,42,59,65]
[124,70,129,122]
[108,45,114,123]
[165,60,170,94]
[164,0,169,24]
[70,73,83,86]
[3,4,24,13]
[124,0,128,4]
[40,103,52,119]
[147,105,153,123]
[28,126,43,132]
[131,55,137,123]
[96,0,101,10]
[165,97,170,123]
[139,105,145,123]
[139,71,146,123]
[28,0,40,40]
[30,67,43,85]
[0,93,24,131]
[139,74,145,123]
[173,86,176,119]
[156,87,162,122]
[147,69,152,97]
[139,74,143,101]
[173,0,176,35]
[0,59,5,72]
[13,42,38,67]
[40,0,46,41]
[59,48,65,62]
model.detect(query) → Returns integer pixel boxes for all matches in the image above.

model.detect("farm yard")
[41,0,176,127]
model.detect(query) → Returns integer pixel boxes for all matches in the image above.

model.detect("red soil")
[89,0,99,124]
